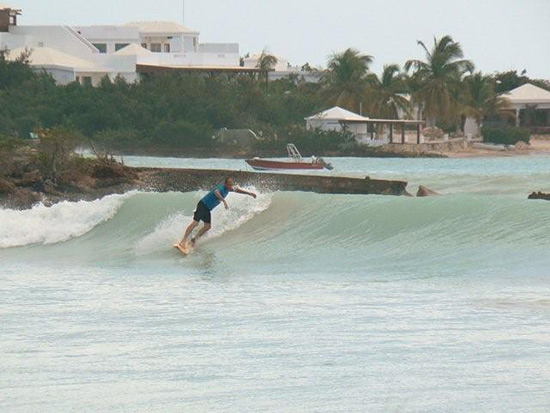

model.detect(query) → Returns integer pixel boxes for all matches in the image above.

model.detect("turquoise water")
[1,156,550,412]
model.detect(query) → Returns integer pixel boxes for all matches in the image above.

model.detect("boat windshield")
[286,144,303,162]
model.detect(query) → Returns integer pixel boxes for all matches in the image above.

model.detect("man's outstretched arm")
[234,187,257,198]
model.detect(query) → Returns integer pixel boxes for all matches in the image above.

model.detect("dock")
[135,168,409,196]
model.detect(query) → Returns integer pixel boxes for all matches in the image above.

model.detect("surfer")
[175,177,257,253]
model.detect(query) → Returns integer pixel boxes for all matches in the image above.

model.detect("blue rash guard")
[200,184,230,211]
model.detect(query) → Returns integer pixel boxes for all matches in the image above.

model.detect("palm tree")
[461,72,512,133]
[256,49,278,71]
[405,35,474,126]
[367,64,413,119]
[323,48,373,113]
[254,49,278,90]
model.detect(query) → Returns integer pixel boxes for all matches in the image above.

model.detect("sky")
[12,0,550,78]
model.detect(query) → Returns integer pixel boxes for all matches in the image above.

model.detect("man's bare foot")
[174,241,190,255]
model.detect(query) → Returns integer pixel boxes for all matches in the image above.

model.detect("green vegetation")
[481,126,530,146]
[367,64,412,119]
[0,37,547,156]
[323,48,373,113]
[461,72,512,127]
[405,36,474,126]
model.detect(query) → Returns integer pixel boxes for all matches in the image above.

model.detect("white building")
[306,106,425,145]
[243,52,323,83]
[0,4,240,85]
[306,106,370,139]
[464,83,550,137]
[504,83,550,131]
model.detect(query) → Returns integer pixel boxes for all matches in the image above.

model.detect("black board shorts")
[193,201,211,224]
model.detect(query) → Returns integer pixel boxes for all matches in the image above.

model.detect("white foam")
[135,188,272,254]
[0,193,133,248]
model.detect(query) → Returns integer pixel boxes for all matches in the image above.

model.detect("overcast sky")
[13,0,550,78]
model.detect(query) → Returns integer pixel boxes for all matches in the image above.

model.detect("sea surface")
[1,156,550,412]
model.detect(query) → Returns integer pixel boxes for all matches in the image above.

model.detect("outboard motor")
[317,157,333,170]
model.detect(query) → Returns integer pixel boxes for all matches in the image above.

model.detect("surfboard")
[173,242,192,256]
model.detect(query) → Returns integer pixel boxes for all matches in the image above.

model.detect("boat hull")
[246,159,326,171]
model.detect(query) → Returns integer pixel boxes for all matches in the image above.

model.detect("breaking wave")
[1,189,549,276]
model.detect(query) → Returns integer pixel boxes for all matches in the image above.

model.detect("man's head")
[225,177,234,190]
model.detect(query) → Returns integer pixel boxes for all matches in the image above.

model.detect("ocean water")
[1,156,550,412]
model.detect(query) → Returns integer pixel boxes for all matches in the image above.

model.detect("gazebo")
[503,83,550,132]
[306,106,425,144]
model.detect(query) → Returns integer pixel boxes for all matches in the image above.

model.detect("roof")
[125,21,197,35]
[0,3,20,12]
[306,106,369,121]
[73,25,140,40]
[7,46,110,73]
[503,83,550,104]
[244,53,287,61]
[136,64,266,74]
[114,43,152,56]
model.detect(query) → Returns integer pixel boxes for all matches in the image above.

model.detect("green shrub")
[481,126,530,145]
[256,127,356,155]
[151,120,214,148]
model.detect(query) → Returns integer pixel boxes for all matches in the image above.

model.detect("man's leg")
[179,220,199,247]
[191,223,211,246]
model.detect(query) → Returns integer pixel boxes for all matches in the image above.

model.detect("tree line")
[0,35,548,154]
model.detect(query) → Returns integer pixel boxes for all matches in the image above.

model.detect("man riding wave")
[175,177,257,253]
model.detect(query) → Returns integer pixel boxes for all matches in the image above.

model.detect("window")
[141,43,147,49]
[150,43,161,53]
[164,44,171,53]
[93,43,107,54]
[115,43,130,52]
[81,76,92,86]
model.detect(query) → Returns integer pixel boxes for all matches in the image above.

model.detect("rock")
[93,163,137,180]
[19,169,42,186]
[417,185,440,197]
[472,142,507,151]
[528,191,550,201]
[0,178,17,194]
[6,188,42,209]
[43,179,57,194]
[422,127,444,141]
[515,141,530,151]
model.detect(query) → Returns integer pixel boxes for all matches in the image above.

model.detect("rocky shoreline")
[1,163,412,210]
[0,161,139,210]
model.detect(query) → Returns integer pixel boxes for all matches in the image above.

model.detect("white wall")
[74,25,139,54]
[306,119,368,139]
[8,26,98,60]
[464,117,480,137]
[33,66,76,84]
[136,49,239,67]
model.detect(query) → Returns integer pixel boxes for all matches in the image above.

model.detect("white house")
[0,4,241,85]
[464,83,550,137]
[306,106,426,145]
[306,106,370,140]
[7,46,112,86]
[504,83,550,131]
